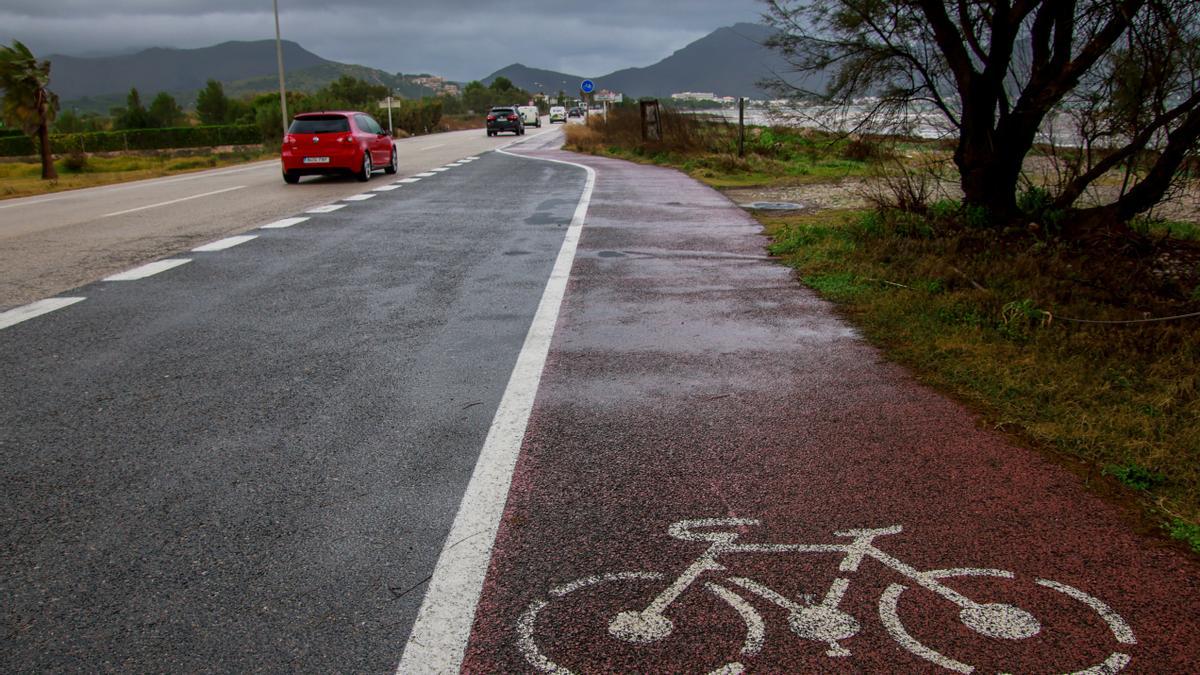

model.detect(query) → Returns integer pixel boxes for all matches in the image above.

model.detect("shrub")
[61,149,89,172]
[0,125,264,157]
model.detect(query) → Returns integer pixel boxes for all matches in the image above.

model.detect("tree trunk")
[37,92,57,181]
[38,122,56,180]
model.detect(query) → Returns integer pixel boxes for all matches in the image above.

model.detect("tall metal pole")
[387,95,393,134]
[273,0,289,136]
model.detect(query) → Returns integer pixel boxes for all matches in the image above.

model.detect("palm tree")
[0,40,59,179]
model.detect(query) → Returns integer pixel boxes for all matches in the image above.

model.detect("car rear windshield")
[491,108,514,115]
[289,116,350,134]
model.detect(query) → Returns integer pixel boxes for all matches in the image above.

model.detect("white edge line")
[191,235,257,252]
[395,145,595,675]
[0,297,86,330]
[260,216,309,229]
[103,258,191,281]
[101,185,246,217]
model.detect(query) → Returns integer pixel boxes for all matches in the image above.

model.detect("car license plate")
[303,157,330,164]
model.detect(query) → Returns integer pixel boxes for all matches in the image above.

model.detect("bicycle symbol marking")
[517,518,1137,674]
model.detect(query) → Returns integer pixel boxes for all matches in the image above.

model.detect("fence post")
[738,97,745,158]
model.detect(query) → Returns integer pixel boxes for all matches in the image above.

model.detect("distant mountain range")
[49,41,435,113]
[483,23,819,99]
[47,22,820,115]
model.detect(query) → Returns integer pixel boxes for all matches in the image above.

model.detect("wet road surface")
[403,135,1200,673]
[0,141,587,671]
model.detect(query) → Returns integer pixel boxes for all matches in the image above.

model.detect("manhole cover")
[745,201,804,211]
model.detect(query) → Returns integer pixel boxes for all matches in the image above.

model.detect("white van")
[518,105,541,128]
[549,106,566,123]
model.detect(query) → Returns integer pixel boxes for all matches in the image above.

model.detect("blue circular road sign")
[580,80,595,94]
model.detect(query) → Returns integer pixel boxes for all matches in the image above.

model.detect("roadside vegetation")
[0,148,273,199]
[566,104,1200,553]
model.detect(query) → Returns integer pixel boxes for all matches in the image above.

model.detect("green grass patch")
[1167,518,1200,552]
[0,148,273,200]
[757,208,1200,547]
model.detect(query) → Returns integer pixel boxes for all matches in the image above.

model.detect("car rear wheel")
[384,146,398,174]
[283,171,300,184]
[356,151,372,182]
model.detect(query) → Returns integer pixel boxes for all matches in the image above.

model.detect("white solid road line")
[419,143,446,151]
[191,235,257,252]
[260,216,309,229]
[103,258,191,281]
[100,185,247,218]
[306,204,347,213]
[343,193,376,201]
[0,297,86,331]
[396,178,422,183]
[396,144,596,675]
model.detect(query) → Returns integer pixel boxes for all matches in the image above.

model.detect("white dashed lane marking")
[415,172,437,177]
[396,178,422,183]
[373,185,402,191]
[260,217,309,229]
[0,297,86,331]
[431,167,450,172]
[306,204,347,213]
[343,194,376,201]
[101,185,246,218]
[191,235,257,252]
[103,259,191,281]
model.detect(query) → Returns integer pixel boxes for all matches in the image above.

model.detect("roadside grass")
[0,148,276,200]
[563,108,884,188]
[566,109,1200,553]
[759,208,1200,551]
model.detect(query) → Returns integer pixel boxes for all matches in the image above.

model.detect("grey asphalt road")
[0,134,586,671]
[0,122,559,310]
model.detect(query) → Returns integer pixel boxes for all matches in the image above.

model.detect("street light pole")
[273,0,289,136]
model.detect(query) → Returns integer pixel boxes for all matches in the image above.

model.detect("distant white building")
[671,92,717,101]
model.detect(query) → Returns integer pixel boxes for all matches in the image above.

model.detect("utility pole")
[273,0,289,136]
[387,95,394,134]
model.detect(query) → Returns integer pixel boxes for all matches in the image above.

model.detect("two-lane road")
[0,124,558,310]
[1,127,589,671]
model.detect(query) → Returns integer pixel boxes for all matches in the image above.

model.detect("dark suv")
[486,107,524,136]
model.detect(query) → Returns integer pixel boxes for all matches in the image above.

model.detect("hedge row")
[0,128,24,138]
[0,125,264,157]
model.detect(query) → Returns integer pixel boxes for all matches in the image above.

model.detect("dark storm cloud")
[2,1,765,81]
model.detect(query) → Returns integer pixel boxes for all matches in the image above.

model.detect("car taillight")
[508,114,518,121]
[487,114,496,121]
[284,135,296,144]
[338,134,353,143]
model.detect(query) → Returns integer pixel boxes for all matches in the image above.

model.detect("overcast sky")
[3,1,766,81]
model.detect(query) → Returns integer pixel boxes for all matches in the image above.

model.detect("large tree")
[196,79,230,125]
[763,1,1200,233]
[0,40,59,180]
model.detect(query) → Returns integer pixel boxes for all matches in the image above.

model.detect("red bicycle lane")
[450,144,1199,673]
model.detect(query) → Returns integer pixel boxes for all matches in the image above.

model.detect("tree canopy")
[0,40,59,178]
[763,0,1200,233]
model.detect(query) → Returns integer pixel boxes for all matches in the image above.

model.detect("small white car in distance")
[518,106,541,128]
[549,106,566,124]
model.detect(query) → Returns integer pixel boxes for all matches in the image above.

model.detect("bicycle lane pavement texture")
[444,140,1200,673]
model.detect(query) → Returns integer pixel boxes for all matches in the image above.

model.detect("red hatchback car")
[281,111,397,183]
